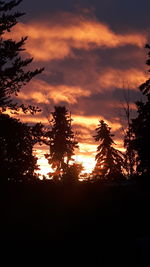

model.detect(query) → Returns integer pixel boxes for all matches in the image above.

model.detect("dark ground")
[0,179,150,265]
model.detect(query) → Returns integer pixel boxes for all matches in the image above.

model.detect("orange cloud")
[99,68,148,90]
[5,11,144,176]
[8,13,147,61]
[16,68,143,112]
[72,115,124,154]
[19,79,91,104]
[72,114,122,132]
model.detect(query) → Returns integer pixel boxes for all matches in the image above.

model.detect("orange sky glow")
[6,9,149,177]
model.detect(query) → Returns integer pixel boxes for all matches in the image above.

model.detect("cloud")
[99,68,148,90]
[19,67,146,111]
[8,12,147,61]
[18,79,91,104]
[5,9,148,174]
[72,114,122,132]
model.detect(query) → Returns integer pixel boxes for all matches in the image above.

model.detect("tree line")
[1,0,150,183]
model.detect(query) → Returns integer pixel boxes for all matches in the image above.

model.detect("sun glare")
[34,139,124,179]
[36,156,52,178]
[73,155,96,174]
[36,154,96,178]
[34,147,52,179]
[34,145,96,179]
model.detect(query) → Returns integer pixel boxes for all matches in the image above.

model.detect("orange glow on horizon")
[33,148,52,178]
[3,9,138,178]
[74,154,96,174]
[35,153,96,178]
[34,137,124,178]
[34,144,97,178]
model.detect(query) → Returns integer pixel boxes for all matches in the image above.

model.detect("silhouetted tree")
[130,99,150,175]
[116,85,137,178]
[45,106,78,180]
[93,120,124,180]
[0,0,44,113]
[139,44,150,96]
[0,1,45,181]
[124,125,137,177]
[120,88,136,177]
[129,44,150,176]
[0,113,44,181]
[62,162,84,183]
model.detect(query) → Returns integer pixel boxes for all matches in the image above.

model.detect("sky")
[9,0,150,176]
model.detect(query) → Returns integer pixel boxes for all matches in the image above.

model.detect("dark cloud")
[21,0,150,32]
[35,44,146,92]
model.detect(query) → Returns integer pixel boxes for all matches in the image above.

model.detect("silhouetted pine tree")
[0,1,44,181]
[129,44,150,176]
[130,99,150,175]
[93,120,124,180]
[0,0,44,113]
[45,106,78,180]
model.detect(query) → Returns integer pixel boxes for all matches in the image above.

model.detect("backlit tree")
[0,113,44,181]
[0,1,44,181]
[128,44,150,176]
[93,120,124,180]
[0,0,44,113]
[45,106,78,179]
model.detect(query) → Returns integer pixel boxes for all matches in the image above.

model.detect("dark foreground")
[0,179,150,265]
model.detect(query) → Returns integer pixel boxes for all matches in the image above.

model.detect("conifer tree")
[130,98,150,175]
[129,44,150,176]
[45,106,78,179]
[0,0,44,113]
[0,1,44,181]
[93,120,124,180]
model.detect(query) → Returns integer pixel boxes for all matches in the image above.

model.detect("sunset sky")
[10,0,150,176]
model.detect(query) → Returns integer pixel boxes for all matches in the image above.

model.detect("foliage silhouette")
[119,87,136,178]
[93,120,124,180]
[45,106,78,180]
[130,98,150,175]
[0,0,44,113]
[139,44,150,96]
[0,1,45,181]
[124,124,137,177]
[128,44,150,176]
[62,162,84,183]
[0,113,44,181]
